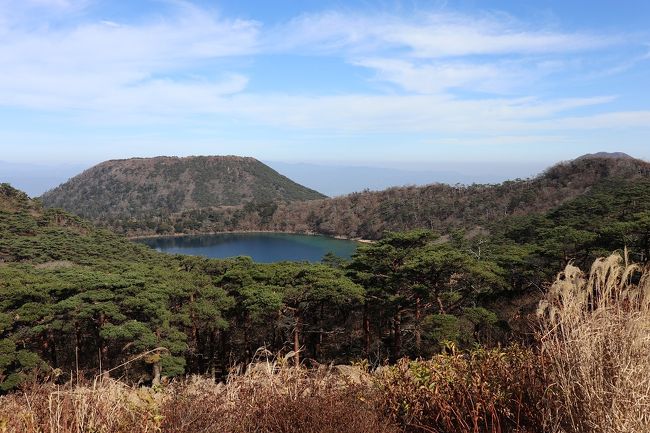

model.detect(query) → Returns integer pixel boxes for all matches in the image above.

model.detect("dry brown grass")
[0,360,397,433]
[538,251,650,433]
[0,378,164,433]
[377,345,545,433]
[0,351,544,433]
[160,361,395,433]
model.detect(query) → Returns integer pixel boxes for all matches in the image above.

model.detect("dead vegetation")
[2,252,650,433]
[377,345,545,433]
[539,251,650,433]
[0,361,396,433]
[1,348,544,433]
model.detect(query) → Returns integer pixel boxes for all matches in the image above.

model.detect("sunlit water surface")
[135,232,359,263]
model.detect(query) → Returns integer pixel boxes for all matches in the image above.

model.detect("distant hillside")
[575,151,633,160]
[40,156,326,222]
[111,154,648,239]
[39,154,650,239]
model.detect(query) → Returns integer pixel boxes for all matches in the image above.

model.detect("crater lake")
[134,232,360,263]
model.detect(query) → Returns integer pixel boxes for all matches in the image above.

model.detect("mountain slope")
[39,154,650,239]
[40,156,326,221]
[146,154,650,239]
[275,154,650,239]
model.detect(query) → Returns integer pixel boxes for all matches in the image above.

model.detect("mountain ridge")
[39,153,650,239]
[40,156,326,222]
[575,151,634,160]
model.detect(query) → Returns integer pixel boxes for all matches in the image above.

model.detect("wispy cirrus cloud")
[0,1,625,112]
[0,0,647,164]
[351,57,562,94]
[273,10,616,57]
[0,1,259,110]
[217,94,617,134]
[273,10,620,95]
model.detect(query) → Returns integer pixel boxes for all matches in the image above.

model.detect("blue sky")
[0,0,649,167]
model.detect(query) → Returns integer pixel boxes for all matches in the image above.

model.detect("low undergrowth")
[2,252,649,433]
[1,348,543,433]
[378,345,546,433]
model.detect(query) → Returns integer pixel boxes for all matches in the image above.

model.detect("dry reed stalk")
[0,378,165,433]
[538,252,650,433]
[0,357,395,433]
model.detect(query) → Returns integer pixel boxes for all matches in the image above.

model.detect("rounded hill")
[40,156,326,220]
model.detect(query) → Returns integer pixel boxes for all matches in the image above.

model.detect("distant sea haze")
[1,159,550,198]
[264,161,550,196]
[0,161,88,197]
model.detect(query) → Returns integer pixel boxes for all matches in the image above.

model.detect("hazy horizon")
[0,153,640,197]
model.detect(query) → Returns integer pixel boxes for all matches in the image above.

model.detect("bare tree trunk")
[152,360,162,386]
[100,346,109,380]
[75,322,81,384]
[293,312,301,367]
[393,309,402,361]
[209,330,216,380]
[363,301,371,358]
[436,292,446,314]
[45,330,57,368]
[316,304,324,360]
[98,312,109,378]
[415,297,422,355]
[190,293,198,372]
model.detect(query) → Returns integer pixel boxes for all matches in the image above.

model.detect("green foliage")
[160,354,186,377]
[0,338,45,391]
[497,178,650,270]
[3,162,650,391]
[424,314,460,345]
[40,156,325,234]
[238,285,284,322]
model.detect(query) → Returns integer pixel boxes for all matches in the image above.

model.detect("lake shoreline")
[128,230,374,244]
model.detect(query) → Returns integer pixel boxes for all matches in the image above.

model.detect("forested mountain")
[2,171,650,392]
[79,154,649,238]
[40,156,325,222]
[248,155,650,239]
[0,183,356,390]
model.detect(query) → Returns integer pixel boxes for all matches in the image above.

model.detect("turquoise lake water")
[135,232,359,263]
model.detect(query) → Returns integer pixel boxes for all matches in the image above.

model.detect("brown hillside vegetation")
[2,253,649,433]
[92,154,649,238]
[40,156,325,221]
[257,155,650,239]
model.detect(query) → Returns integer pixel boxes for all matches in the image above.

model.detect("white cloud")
[272,10,619,96]
[275,11,615,58]
[94,75,249,113]
[0,1,646,151]
[208,93,616,135]
[0,2,259,110]
[352,57,550,94]
[353,58,501,93]
[0,0,90,24]
[539,111,650,130]
[0,3,627,111]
